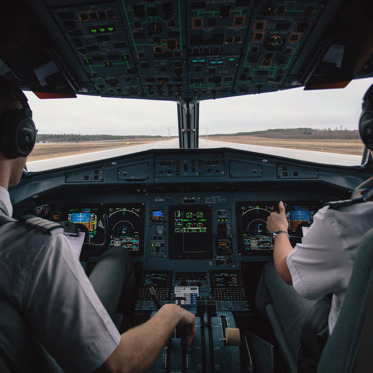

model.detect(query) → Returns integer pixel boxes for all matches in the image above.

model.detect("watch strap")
[272,230,290,239]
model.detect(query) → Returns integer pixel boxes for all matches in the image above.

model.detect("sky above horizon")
[24,77,373,137]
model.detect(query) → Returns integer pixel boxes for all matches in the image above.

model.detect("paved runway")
[27,138,362,172]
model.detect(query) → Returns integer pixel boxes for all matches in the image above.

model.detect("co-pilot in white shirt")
[287,202,373,333]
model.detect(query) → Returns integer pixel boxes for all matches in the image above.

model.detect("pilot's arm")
[96,304,195,373]
[266,201,293,284]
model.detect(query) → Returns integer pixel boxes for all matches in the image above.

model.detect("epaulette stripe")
[26,217,50,227]
[324,198,366,209]
[20,215,64,235]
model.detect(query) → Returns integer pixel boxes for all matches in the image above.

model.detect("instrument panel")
[15,150,366,318]
[39,195,323,271]
[10,0,369,104]
[19,149,361,271]
[19,146,358,282]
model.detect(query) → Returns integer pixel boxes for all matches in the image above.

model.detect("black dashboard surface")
[12,149,370,273]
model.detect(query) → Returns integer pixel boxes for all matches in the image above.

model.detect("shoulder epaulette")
[324,197,367,209]
[20,215,64,235]
[326,177,373,209]
[351,177,373,200]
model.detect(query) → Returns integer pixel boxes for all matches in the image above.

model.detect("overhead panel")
[44,0,332,101]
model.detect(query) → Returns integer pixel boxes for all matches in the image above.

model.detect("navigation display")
[108,204,145,255]
[66,206,100,243]
[142,271,172,288]
[169,205,212,259]
[237,203,275,255]
[236,202,320,255]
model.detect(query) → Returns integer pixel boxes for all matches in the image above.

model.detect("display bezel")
[63,204,104,244]
[107,203,145,257]
[169,204,213,259]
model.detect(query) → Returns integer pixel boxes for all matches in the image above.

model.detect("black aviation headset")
[0,75,37,159]
[359,83,373,150]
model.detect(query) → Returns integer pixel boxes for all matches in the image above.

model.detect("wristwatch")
[272,230,290,239]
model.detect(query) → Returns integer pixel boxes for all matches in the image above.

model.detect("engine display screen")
[210,271,242,288]
[108,204,145,255]
[66,206,100,243]
[236,202,320,255]
[169,205,212,259]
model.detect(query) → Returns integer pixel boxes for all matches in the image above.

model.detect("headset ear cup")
[16,117,36,157]
[360,84,373,150]
[359,110,373,150]
[0,111,36,159]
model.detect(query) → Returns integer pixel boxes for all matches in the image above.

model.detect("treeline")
[37,134,162,142]
[37,128,361,142]
[210,128,360,140]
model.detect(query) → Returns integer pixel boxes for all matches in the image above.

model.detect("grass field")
[208,136,364,155]
[28,136,364,162]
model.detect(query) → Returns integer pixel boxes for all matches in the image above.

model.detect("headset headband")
[362,84,373,110]
[0,75,32,117]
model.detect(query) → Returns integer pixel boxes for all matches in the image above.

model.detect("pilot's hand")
[176,306,196,347]
[266,201,288,234]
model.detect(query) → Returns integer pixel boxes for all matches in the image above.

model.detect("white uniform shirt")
[0,186,12,216]
[287,202,373,333]
[0,188,121,372]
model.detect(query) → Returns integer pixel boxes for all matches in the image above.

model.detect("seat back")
[317,227,373,372]
[0,299,63,373]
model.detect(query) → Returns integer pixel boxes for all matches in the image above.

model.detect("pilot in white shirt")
[0,185,133,372]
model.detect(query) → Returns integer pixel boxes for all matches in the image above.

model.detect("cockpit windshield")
[25,77,373,172]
